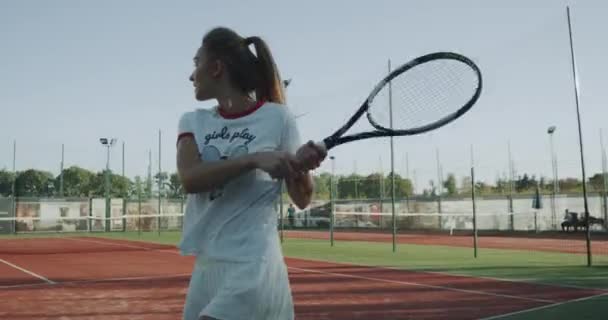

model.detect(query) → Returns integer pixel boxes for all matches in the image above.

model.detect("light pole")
[547,126,558,228]
[100,138,117,232]
[547,126,559,193]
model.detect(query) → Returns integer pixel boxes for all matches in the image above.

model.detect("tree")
[493,176,509,194]
[386,172,413,198]
[515,174,538,193]
[167,173,183,198]
[460,176,472,194]
[313,173,331,200]
[131,176,145,197]
[89,171,132,197]
[337,174,363,199]
[589,173,607,191]
[57,166,96,197]
[0,169,16,196]
[15,169,55,197]
[560,178,581,192]
[359,173,383,199]
[443,173,457,196]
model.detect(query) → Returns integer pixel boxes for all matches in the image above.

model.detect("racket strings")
[369,59,479,131]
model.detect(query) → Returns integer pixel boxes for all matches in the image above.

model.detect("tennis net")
[0,213,184,234]
[281,210,558,234]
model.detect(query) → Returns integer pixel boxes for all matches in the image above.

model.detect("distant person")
[176,27,326,320]
[287,203,296,228]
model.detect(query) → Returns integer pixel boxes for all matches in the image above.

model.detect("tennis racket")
[317,52,482,152]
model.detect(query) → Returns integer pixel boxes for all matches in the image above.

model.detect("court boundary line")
[0,272,190,289]
[70,236,608,293]
[477,292,608,320]
[282,254,608,293]
[56,236,608,293]
[288,266,555,303]
[64,237,559,303]
[61,237,166,251]
[281,236,608,292]
[0,257,55,285]
[14,236,603,302]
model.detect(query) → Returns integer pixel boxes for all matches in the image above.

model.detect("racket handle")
[314,141,328,154]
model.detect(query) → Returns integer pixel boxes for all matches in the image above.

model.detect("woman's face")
[189,46,221,101]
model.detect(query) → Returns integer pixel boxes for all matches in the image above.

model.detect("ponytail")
[245,37,286,104]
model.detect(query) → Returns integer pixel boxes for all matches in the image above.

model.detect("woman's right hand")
[251,151,300,179]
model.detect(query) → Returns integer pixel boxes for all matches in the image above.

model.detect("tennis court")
[1,227,606,320]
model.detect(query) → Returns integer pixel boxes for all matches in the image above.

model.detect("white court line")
[75,238,556,304]
[288,266,555,304]
[0,272,190,289]
[0,257,55,285]
[61,237,162,251]
[478,292,608,320]
[284,255,608,293]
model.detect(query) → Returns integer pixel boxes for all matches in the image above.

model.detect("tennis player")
[176,27,325,320]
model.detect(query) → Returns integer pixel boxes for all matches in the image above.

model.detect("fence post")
[471,167,478,258]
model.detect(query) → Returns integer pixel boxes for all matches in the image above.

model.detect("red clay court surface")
[0,237,606,320]
[284,230,608,256]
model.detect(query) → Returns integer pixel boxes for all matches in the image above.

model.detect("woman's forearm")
[286,173,314,209]
[180,154,257,194]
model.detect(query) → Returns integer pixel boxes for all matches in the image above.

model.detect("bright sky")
[1,0,607,193]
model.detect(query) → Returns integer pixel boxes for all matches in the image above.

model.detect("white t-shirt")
[177,102,301,262]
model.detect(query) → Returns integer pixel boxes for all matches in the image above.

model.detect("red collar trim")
[217,100,266,119]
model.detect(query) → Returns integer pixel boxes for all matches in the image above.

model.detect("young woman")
[176,27,325,320]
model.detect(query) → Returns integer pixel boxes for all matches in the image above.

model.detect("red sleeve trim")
[176,132,194,145]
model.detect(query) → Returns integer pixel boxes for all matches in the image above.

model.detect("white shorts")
[182,254,294,320]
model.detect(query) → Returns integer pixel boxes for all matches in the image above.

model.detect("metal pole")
[138,180,142,236]
[158,130,162,236]
[148,149,152,198]
[122,141,125,177]
[601,129,607,228]
[566,6,591,267]
[548,130,557,229]
[11,140,16,233]
[389,59,397,252]
[471,168,478,258]
[435,148,443,227]
[379,156,384,215]
[105,145,111,232]
[508,142,515,230]
[330,156,335,247]
[60,144,64,197]
[405,152,410,211]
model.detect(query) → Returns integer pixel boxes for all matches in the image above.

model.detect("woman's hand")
[295,140,327,171]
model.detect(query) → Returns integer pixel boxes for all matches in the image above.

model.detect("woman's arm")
[285,172,314,209]
[177,136,298,194]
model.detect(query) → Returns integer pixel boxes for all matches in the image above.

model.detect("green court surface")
[3,231,607,319]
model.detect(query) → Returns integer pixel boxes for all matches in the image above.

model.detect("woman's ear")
[210,59,224,78]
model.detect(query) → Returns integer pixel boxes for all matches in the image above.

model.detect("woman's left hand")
[295,140,327,172]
